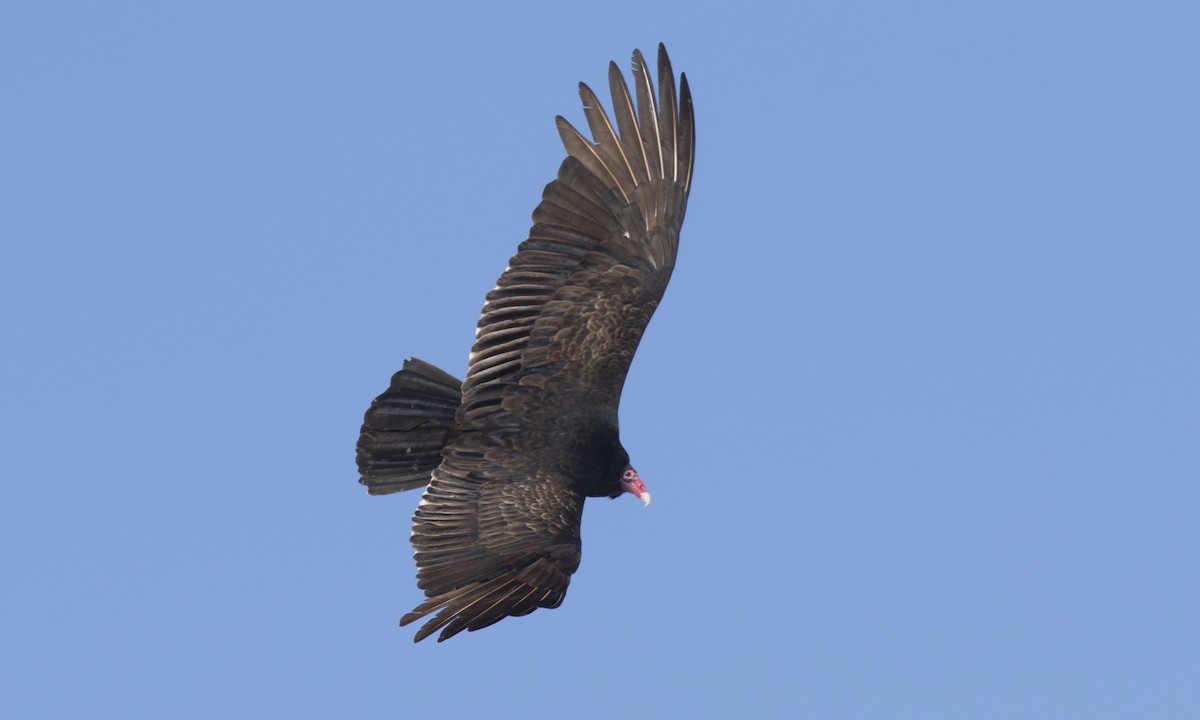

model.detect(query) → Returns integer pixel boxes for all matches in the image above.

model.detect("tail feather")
[357,358,462,495]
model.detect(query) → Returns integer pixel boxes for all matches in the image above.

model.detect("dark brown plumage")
[356,44,694,642]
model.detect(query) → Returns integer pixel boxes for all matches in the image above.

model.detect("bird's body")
[357,44,694,642]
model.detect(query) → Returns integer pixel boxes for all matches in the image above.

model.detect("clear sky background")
[3,1,1198,718]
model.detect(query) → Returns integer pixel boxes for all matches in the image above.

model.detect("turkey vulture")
[356,44,694,642]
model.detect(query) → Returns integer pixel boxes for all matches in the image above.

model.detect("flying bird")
[356,44,694,642]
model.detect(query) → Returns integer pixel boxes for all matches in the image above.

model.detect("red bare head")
[620,465,651,506]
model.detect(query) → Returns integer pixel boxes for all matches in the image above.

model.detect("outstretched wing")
[402,45,694,642]
[459,43,694,430]
[402,439,584,642]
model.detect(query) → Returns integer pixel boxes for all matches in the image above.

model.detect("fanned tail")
[356,358,462,495]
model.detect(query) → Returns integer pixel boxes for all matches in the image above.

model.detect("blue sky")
[3,1,1198,717]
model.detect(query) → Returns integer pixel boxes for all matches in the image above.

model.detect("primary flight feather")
[356,44,694,642]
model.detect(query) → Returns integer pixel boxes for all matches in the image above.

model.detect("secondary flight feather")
[356,44,694,642]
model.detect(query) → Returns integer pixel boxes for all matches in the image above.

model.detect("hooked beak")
[621,467,651,507]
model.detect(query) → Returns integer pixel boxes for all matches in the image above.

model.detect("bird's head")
[593,436,651,504]
[619,465,651,506]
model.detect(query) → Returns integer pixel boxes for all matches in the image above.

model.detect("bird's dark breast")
[490,397,625,499]
[556,422,628,499]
